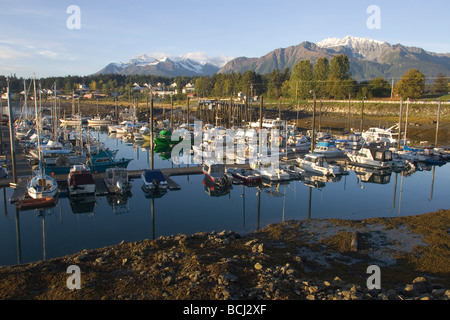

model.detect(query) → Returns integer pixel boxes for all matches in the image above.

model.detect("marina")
[1,120,449,266]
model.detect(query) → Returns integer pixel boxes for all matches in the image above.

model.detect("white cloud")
[38,50,59,58]
[0,45,31,59]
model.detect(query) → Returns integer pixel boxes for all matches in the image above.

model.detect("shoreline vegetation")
[0,210,448,300]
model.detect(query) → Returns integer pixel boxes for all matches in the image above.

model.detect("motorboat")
[347,146,393,170]
[334,133,364,150]
[202,160,230,186]
[297,153,345,176]
[361,125,407,147]
[103,167,131,195]
[225,167,262,185]
[67,164,96,196]
[141,169,168,191]
[87,115,112,126]
[251,161,291,182]
[313,141,344,157]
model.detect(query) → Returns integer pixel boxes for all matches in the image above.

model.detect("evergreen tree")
[290,60,313,99]
[312,57,329,98]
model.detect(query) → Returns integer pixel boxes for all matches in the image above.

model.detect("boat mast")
[33,77,42,172]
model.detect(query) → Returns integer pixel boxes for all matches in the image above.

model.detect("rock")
[254,262,263,270]
[219,273,239,285]
[412,277,430,294]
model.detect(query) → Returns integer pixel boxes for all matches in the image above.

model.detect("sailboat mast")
[33,77,42,165]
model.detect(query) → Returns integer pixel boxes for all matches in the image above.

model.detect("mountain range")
[95,36,450,81]
[95,54,228,77]
[218,36,450,81]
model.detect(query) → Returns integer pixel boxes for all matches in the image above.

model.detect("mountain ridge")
[219,36,450,81]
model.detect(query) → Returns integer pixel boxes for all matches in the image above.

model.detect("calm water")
[1,130,449,266]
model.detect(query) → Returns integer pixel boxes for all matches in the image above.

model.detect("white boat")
[287,135,311,152]
[361,125,407,147]
[334,133,364,150]
[88,115,112,126]
[347,146,393,170]
[313,141,344,157]
[297,153,344,176]
[67,164,96,196]
[27,77,59,200]
[250,160,291,181]
[141,169,168,191]
[104,167,131,194]
[27,171,59,199]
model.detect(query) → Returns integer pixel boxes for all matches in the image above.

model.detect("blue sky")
[1,0,449,78]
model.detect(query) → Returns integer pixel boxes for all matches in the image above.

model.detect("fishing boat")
[88,148,132,173]
[347,146,393,170]
[297,153,345,176]
[103,167,131,194]
[313,141,344,157]
[202,160,230,186]
[15,196,57,211]
[225,167,262,185]
[153,129,182,146]
[67,164,96,196]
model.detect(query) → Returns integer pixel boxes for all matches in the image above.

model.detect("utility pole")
[150,94,154,170]
[435,100,441,148]
[391,78,394,99]
[310,90,316,153]
[398,99,403,149]
[360,97,365,134]
[187,97,190,128]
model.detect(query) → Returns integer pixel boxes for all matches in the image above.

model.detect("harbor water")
[0,129,449,266]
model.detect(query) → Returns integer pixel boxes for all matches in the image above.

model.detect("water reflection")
[69,194,97,215]
[1,128,449,267]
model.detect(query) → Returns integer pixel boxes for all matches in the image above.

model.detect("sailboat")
[27,78,59,199]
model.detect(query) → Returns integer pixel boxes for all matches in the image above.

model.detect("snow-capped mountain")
[317,36,390,60]
[95,53,233,77]
[219,35,450,81]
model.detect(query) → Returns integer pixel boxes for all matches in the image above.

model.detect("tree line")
[0,54,448,102]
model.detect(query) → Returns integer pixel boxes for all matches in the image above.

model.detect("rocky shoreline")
[0,210,448,300]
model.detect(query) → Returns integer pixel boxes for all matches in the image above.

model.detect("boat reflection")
[202,177,232,197]
[106,193,131,214]
[348,165,391,185]
[141,184,167,199]
[69,194,97,215]
[300,171,342,189]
